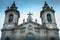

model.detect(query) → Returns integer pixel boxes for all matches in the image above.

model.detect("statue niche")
[8,14,13,23]
[47,14,52,22]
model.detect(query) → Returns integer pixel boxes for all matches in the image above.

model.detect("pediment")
[16,22,44,29]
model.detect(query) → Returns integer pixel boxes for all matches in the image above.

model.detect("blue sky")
[0,0,60,38]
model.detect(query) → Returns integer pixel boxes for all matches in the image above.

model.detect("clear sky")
[0,0,60,38]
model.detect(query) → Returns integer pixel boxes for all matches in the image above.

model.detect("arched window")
[5,37,10,40]
[47,14,52,22]
[26,33,35,40]
[8,14,13,23]
[50,37,55,40]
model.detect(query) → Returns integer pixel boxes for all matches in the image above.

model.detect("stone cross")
[27,12,33,16]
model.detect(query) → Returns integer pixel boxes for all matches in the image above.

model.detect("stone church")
[1,1,59,40]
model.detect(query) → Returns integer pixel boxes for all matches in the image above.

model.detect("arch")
[5,37,10,40]
[8,14,13,23]
[50,37,56,40]
[26,33,35,40]
[47,14,52,22]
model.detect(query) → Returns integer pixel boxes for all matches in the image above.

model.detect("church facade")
[1,1,59,40]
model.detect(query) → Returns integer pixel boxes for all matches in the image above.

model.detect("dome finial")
[42,1,50,10]
[23,19,25,23]
[12,1,16,6]
[35,19,37,23]
[45,1,47,4]
[44,1,48,5]
[10,1,18,10]
[13,1,15,4]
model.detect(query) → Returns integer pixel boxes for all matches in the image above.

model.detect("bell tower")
[40,1,59,40]
[3,1,20,29]
[40,1,57,28]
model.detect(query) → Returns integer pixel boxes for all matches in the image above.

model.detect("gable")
[17,22,43,29]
